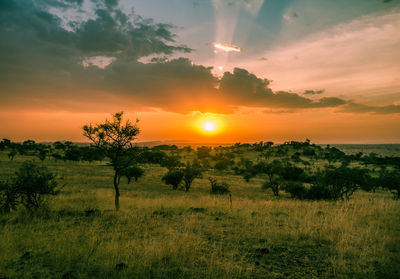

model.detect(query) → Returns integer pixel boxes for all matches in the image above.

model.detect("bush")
[13,161,59,210]
[0,179,18,213]
[0,161,59,212]
[121,165,144,184]
[378,170,400,199]
[160,155,183,170]
[214,158,234,171]
[162,169,184,190]
[283,181,307,199]
[262,178,281,196]
[307,183,334,200]
[209,177,230,194]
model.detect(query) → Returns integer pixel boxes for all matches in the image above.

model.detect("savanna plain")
[0,142,399,279]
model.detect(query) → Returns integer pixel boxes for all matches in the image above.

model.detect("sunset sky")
[0,0,399,144]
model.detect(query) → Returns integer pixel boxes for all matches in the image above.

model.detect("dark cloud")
[217,68,345,110]
[304,90,324,95]
[0,0,399,116]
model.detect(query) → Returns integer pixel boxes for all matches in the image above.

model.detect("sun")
[203,121,217,132]
[196,116,224,135]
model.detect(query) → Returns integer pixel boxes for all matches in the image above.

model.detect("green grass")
[0,152,399,278]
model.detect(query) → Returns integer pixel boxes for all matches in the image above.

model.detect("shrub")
[307,183,334,200]
[162,169,184,190]
[262,178,282,196]
[280,165,304,181]
[283,181,307,199]
[196,146,211,159]
[0,161,59,212]
[214,158,234,171]
[0,179,18,213]
[121,165,144,184]
[13,161,59,210]
[209,177,230,194]
[161,155,183,170]
[378,170,400,199]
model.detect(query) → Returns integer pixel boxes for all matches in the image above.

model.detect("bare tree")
[83,112,140,210]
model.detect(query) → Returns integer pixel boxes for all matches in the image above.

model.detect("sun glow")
[203,121,217,132]
[196,116,224,135]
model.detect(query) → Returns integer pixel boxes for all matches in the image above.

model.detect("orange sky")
[0,0,399,144]
[1,109,399,144]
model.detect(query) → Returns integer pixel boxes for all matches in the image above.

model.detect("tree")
[182,162,203,192]
[83,112,140,210]
[255,160,283,196]
[311,165,369,200]
[378,170,400,199]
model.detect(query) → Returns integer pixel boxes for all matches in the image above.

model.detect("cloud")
[339,102,400,114]
[214,42,241,52]
[0,0,399,116]
[252,10,400,100]
[304,90,324,95]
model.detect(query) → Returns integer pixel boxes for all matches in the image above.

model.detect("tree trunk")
[113,172,120,211]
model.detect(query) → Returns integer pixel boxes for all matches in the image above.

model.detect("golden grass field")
[0,150,399,279]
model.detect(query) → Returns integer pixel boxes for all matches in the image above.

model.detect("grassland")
[0,150,399,279]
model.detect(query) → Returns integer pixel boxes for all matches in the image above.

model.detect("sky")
[0,0,399,144]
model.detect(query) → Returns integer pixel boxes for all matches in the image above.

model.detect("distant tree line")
[1,114,400,213]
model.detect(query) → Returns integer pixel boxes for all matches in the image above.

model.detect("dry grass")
[0,152,399,278]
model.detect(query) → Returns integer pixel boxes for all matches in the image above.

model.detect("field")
[0,145,399,279]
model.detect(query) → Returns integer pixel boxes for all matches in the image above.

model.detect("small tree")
[255,160,283,196]
[83,112,140,210]
[162,169,184,190]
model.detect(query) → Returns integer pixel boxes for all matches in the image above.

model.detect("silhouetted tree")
[83,112,140,210]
